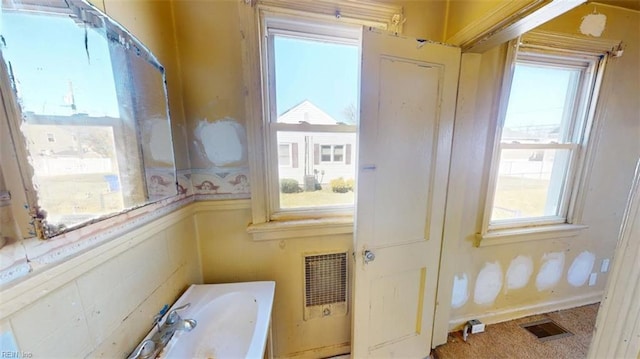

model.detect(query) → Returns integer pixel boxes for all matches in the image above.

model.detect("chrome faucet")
[127,303,198,359]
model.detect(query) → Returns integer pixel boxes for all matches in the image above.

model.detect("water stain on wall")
[567,250,596,287]
[536,252,565,291]
[451,273,469,309]
[193,118,247,167]
[473,262,502,305]
[505,255,533,292]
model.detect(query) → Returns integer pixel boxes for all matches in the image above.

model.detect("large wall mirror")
[0,0,177,241]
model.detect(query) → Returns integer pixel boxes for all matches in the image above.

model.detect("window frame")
[239,0,404,234]
[261,13,361,221]
[478,35,612,244]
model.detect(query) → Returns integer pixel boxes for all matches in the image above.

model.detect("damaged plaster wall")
[536,252,565,291]
[171,1,450,357]
[451,251,597,306]
[172,0,250,199]
[505,255,533,291]
[451,273,469,308]
[0,1,202,358]
[190,117,250,197]
[173,0,448,201]
[580,11,607,37]
[567,250,596,287]
[440,3,640,329]
[193,118,246,167]
[473,262,503,305]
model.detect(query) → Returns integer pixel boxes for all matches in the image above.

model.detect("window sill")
[247,217,354,241]
[475,223,588,247]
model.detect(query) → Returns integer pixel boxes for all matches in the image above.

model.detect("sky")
[1,12,120,117]
[273,36,359,124]
[273,34,578,131]
[504,63,579,132]
[2,11,575,131]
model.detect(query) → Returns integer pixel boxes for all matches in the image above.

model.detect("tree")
[341,102,358,124]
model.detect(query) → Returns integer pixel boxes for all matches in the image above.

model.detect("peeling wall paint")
[473,262,502,305]
[580,12,607,37]
[505,255,533,291]
[193,118,247,167]
[536,252,565,291]
[451,273,469,309]
[567,250,596,287]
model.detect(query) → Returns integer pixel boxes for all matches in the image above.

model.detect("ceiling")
[589,0,640,11]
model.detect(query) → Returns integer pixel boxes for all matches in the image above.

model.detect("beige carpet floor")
[434,303,600,359]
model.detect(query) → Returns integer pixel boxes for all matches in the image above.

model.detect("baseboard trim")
[281,342,350,359]
[449,291,603,331]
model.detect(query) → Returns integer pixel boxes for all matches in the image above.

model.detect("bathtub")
[157,281,275,359]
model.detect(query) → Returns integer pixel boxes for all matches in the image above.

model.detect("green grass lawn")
[280,176,549,218]
[280,187,354,208]
[492,175,551,220]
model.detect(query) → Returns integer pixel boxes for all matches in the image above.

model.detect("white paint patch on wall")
[580,13,606,37]
[505,255,533,291]
[451,273,469,309]
[536,252,565,291]
[473,262,503,306]
[194,118,246,166]
[149,121,174,163]
[567,251,596,287]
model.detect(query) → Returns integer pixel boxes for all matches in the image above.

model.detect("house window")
[483,39,607,235]
[278,143,292,166]
[333,145,344,162]
[319,144,346,163]
[321,145,332,162]
[264,16,359,213]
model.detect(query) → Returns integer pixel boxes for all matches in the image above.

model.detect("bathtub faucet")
[127,303,198,359]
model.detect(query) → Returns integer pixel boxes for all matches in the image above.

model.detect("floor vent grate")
[520,318,573,341]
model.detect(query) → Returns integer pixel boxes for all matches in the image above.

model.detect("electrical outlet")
[469,319,485,334]
[589,273,597,286]
[601,258,610,273]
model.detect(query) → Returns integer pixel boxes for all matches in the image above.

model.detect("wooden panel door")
[352,29,460,358]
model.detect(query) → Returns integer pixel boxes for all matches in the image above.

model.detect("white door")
[352,29,460,358]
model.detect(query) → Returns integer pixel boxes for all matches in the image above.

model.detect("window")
[333,145,344,162]
[320,145,347,163]
[278,143,292,166]
[321,145,333,162]
[240,1,403,233]
[481,36,609,239]
[263,16,359,214]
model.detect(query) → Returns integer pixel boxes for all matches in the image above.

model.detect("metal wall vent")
[520,318,573,341]
[303,252,348,320]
